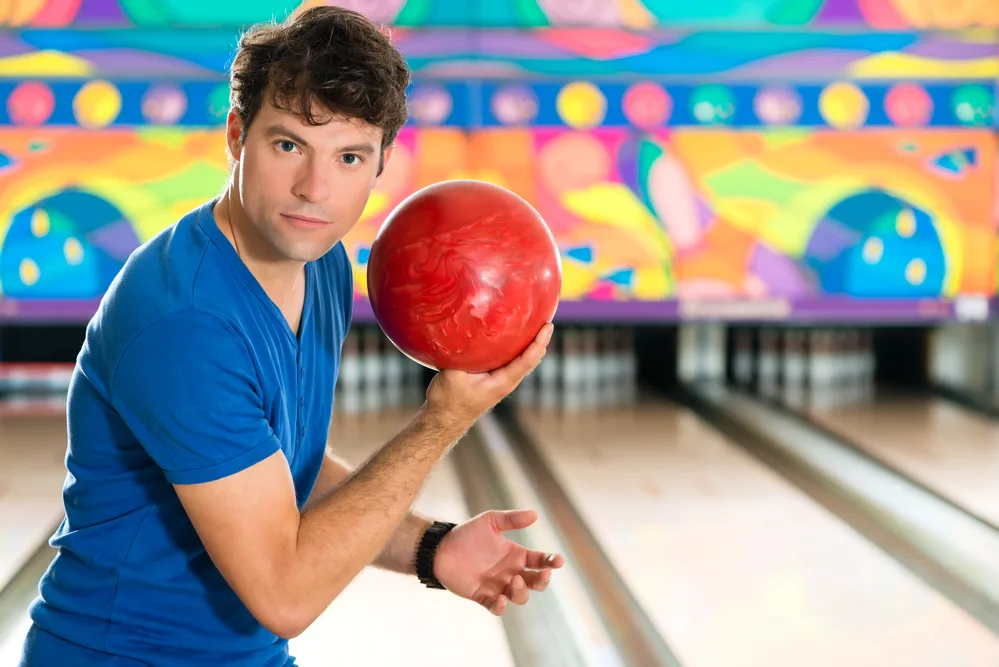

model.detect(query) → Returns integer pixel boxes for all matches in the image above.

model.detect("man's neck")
[213,189,305,316]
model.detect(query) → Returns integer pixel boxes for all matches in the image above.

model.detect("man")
[19,6,560,666]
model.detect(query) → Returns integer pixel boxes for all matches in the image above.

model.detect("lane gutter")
[481,402,683,667]
[674,383,999,636]
[756,389,999,536]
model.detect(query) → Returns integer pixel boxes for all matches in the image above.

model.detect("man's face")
[226,100,392,263]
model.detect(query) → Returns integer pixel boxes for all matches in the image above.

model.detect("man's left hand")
[432,509,565,616]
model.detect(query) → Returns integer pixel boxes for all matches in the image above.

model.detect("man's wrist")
[414,520,457,589]
[415,404,473,445]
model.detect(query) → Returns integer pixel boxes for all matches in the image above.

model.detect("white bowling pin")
[596,327,615,405]
[808,329,837,408]
[362,328,383,412]
[339,331,361,414]
[610,328,630,405]
[621,327,638,404]
[383,341,404,408]
[860,329,875,399]
[537,330,561,409]
[581,328,600,407]
[757,327,780,398]
[678,324,700,382]
[781,328,807,407]
[560,329,584,411]
[705,324,726,381]
[732,328,754,386]
[515,365,538,406]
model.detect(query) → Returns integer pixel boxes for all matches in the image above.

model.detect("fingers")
[525,549,565,570]
[520,569,552,592]
[491,323,553,386]
[487,595,507,616]
[506,574,530,605]
[491,509,538,532]
[483,569,556,616]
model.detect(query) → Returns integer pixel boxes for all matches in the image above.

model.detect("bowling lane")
[0,406,67,591]
[290,409,515,667]
[516,400,999,667]
[805,394,999,527]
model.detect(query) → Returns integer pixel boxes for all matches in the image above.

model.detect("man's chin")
[279,242,335,264]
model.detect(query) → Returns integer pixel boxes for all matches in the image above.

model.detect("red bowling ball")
[366,179,561,373]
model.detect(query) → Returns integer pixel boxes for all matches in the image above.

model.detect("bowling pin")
[362,327,383,412]
[603,329,619,405]
[826,329,843,407]
[537,330,561,409]
[808,329,836,408]
[837,329,857,406]
[383,337,405,408]
[704,324,726,382]
[781,328,807,407]
[732,328,754,387]
[678,324,700,382]
[757,327,780,398]
[860,329,875,400]
[560,329,584,411]
[581,328,600,407]
[847,329,865,404]
[830,329,844,405]
[403,354,425,405]
[595,328,611,405]
[623,327,638,404]
[515,363,538,406]
[604,328,623,406]
[338,331,361,414]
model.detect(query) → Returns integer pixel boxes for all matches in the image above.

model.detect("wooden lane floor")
[0,404,67,591]
[0,400,69,664]
[804,394,999,528]
[514,399,999,667]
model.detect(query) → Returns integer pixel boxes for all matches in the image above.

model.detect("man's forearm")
[374,511,434,574]
[307,450,436,574]
[265,408,467,635]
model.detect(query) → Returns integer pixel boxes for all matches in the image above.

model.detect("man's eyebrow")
[265,124,311,148]
[336,143,376,155]
[264,126,376,156]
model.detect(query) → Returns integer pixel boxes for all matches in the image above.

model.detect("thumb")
[492,509,538,532]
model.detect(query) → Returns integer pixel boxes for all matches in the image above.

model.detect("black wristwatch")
[415,521,457,589]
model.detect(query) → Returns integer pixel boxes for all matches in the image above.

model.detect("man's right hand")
[423,323,554,429]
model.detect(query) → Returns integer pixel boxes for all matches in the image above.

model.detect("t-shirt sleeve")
[109,308,281,485]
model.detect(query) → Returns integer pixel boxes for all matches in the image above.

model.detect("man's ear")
[225,108,244,164]
[375,144,395,183]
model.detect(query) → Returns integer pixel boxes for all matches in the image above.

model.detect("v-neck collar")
[198,199,314,345]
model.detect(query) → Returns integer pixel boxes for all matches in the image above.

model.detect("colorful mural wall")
[0,0,997,321]
[2,0,997,28]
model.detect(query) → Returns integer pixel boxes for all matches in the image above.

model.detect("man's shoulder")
[92,201,246,357]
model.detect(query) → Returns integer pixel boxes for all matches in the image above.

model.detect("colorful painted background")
[1,0,997,28]
[0,0,997,321]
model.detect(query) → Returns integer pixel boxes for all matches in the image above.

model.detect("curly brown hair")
[228,6,411,171]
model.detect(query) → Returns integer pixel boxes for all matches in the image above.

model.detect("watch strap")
[415,521,457,589]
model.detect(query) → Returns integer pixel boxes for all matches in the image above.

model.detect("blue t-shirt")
[23,200,352,666]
